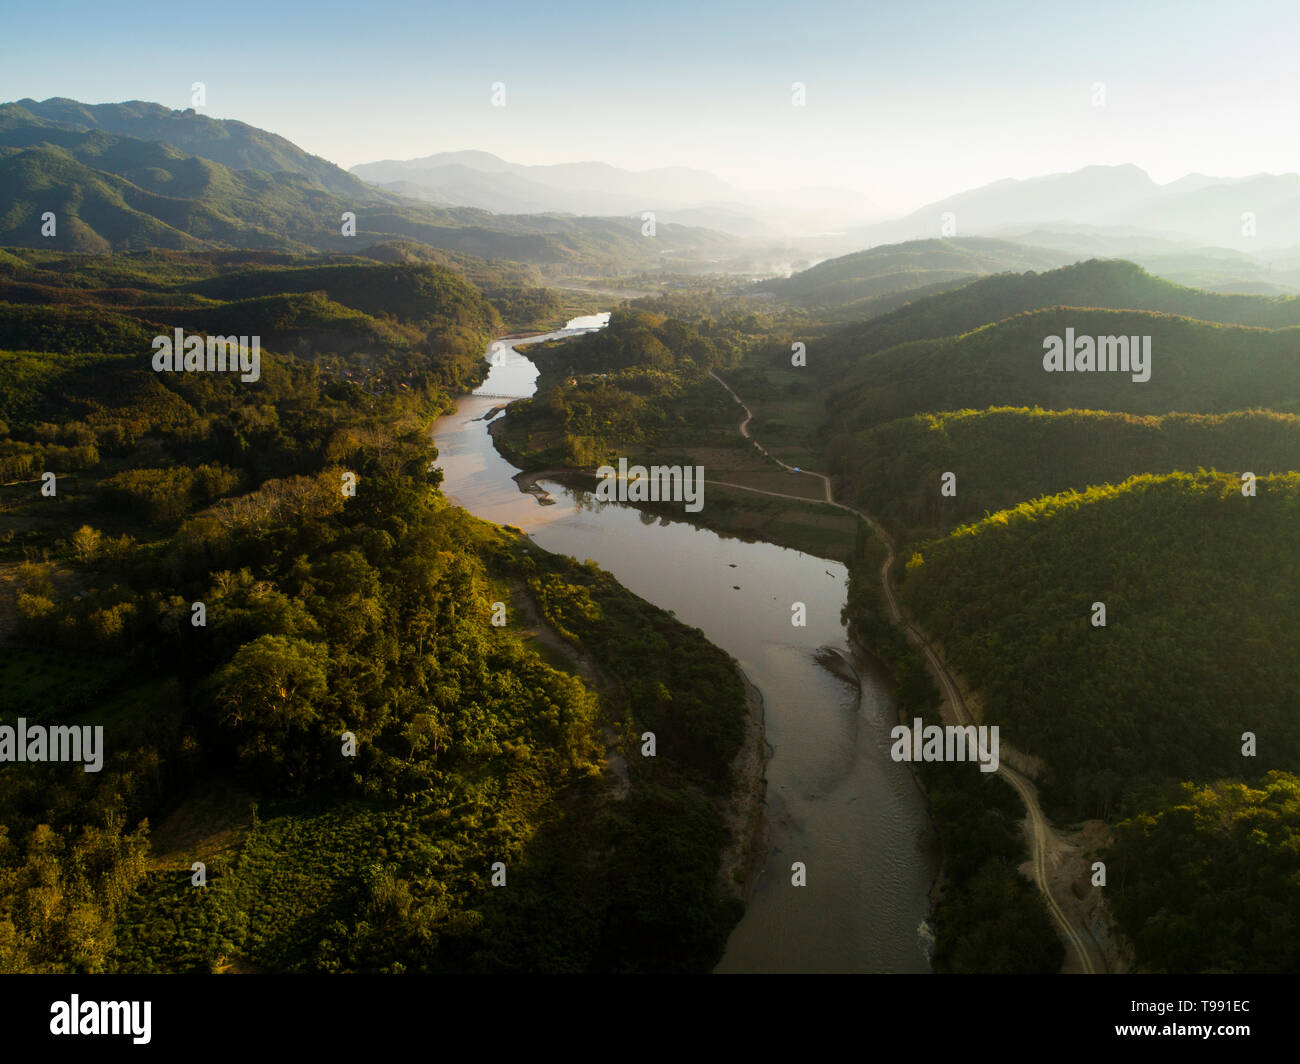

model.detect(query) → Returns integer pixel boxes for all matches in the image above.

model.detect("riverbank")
[514,474,773,909]
[493,408,923,949]
[507,440,773,908]
[716,669,770,907]
[440,324,935,971]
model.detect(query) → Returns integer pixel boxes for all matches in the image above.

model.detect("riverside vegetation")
[0,251,750,973]
[5,91,1296,973]
[503,253,1300,973]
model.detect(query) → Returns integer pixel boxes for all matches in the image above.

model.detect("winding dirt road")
[708,370,1104,974]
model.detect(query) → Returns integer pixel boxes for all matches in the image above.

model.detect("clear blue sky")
[2,0,1295,211]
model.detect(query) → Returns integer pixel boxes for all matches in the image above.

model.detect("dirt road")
[709,370,1104,974]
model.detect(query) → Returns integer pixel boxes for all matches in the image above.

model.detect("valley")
[1,71,1297,984]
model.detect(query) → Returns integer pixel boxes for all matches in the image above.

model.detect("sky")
[2,0,1297,214]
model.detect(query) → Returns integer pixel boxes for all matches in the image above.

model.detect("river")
[431,315,937,972]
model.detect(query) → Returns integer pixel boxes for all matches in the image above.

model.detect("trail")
[709,370,1104,975]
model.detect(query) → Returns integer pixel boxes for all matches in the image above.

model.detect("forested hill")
[756,236,1072,313]
[5,97,369,196]
[830,307,1300,430]
[0,240,575,345]
[897,471,1300,971]
[819,258,1300,361]
[0,251,502,393]
[900,471,1300,820]
[834,406,1300,546]
[0,252,751,973]
[0,101,739,271]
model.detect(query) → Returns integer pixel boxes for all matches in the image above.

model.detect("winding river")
[431,316,937,973]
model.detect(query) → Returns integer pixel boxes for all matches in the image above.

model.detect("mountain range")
[846,163,1300,251]
[351,150,883,237]
[0,99,741,273]
[6,97,1300,290]
[351,145,1300,281]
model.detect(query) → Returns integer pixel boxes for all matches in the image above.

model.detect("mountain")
[0,103,741,272]
[7,97,370,197]
[350,150,883,239]
[830,306,1300,431]
[820,257,1300,363]
[850,165,1159,245]
[756,237,1075,313]
[851,164,1300,250]
[352,150,737,214]
[0,136,306,252]
[1125,172,1300,248]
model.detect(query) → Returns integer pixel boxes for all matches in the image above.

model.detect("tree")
[210,635,330,783]
[70,525,101,562]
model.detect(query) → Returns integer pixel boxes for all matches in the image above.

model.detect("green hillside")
[5,97,374,197]
[758,237,1072,313]
[0,138,329,253]
[180,262,506,329]
[0,104,740,273]
[0,244,562,332]
[0,254,749,975]
[831,307,1300,430]
[900,472,1300,819]
[822,258,1300,360]
[835,406,1300,545]
[0,253,500,393]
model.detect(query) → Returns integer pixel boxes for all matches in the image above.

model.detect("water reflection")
[432,319,937,972]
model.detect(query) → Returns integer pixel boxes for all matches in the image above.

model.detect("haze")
[3,0,1298,214]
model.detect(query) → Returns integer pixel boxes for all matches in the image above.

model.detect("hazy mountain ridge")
[757,237,1077,313]
[354,150,737,206]
[7,97,375,198]
[818,257,1300,361]
[849,163,1300,251]
[0,103,743,272]
[351,149,882,237]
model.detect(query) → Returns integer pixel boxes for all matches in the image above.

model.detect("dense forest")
[817,257,1300,360]
[0,252,751,972]
[500,251,1300,974]
[900,472,1300,818]
[833,406,1300,546]
[495,303,770,468]
[1105,771,1300,973]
